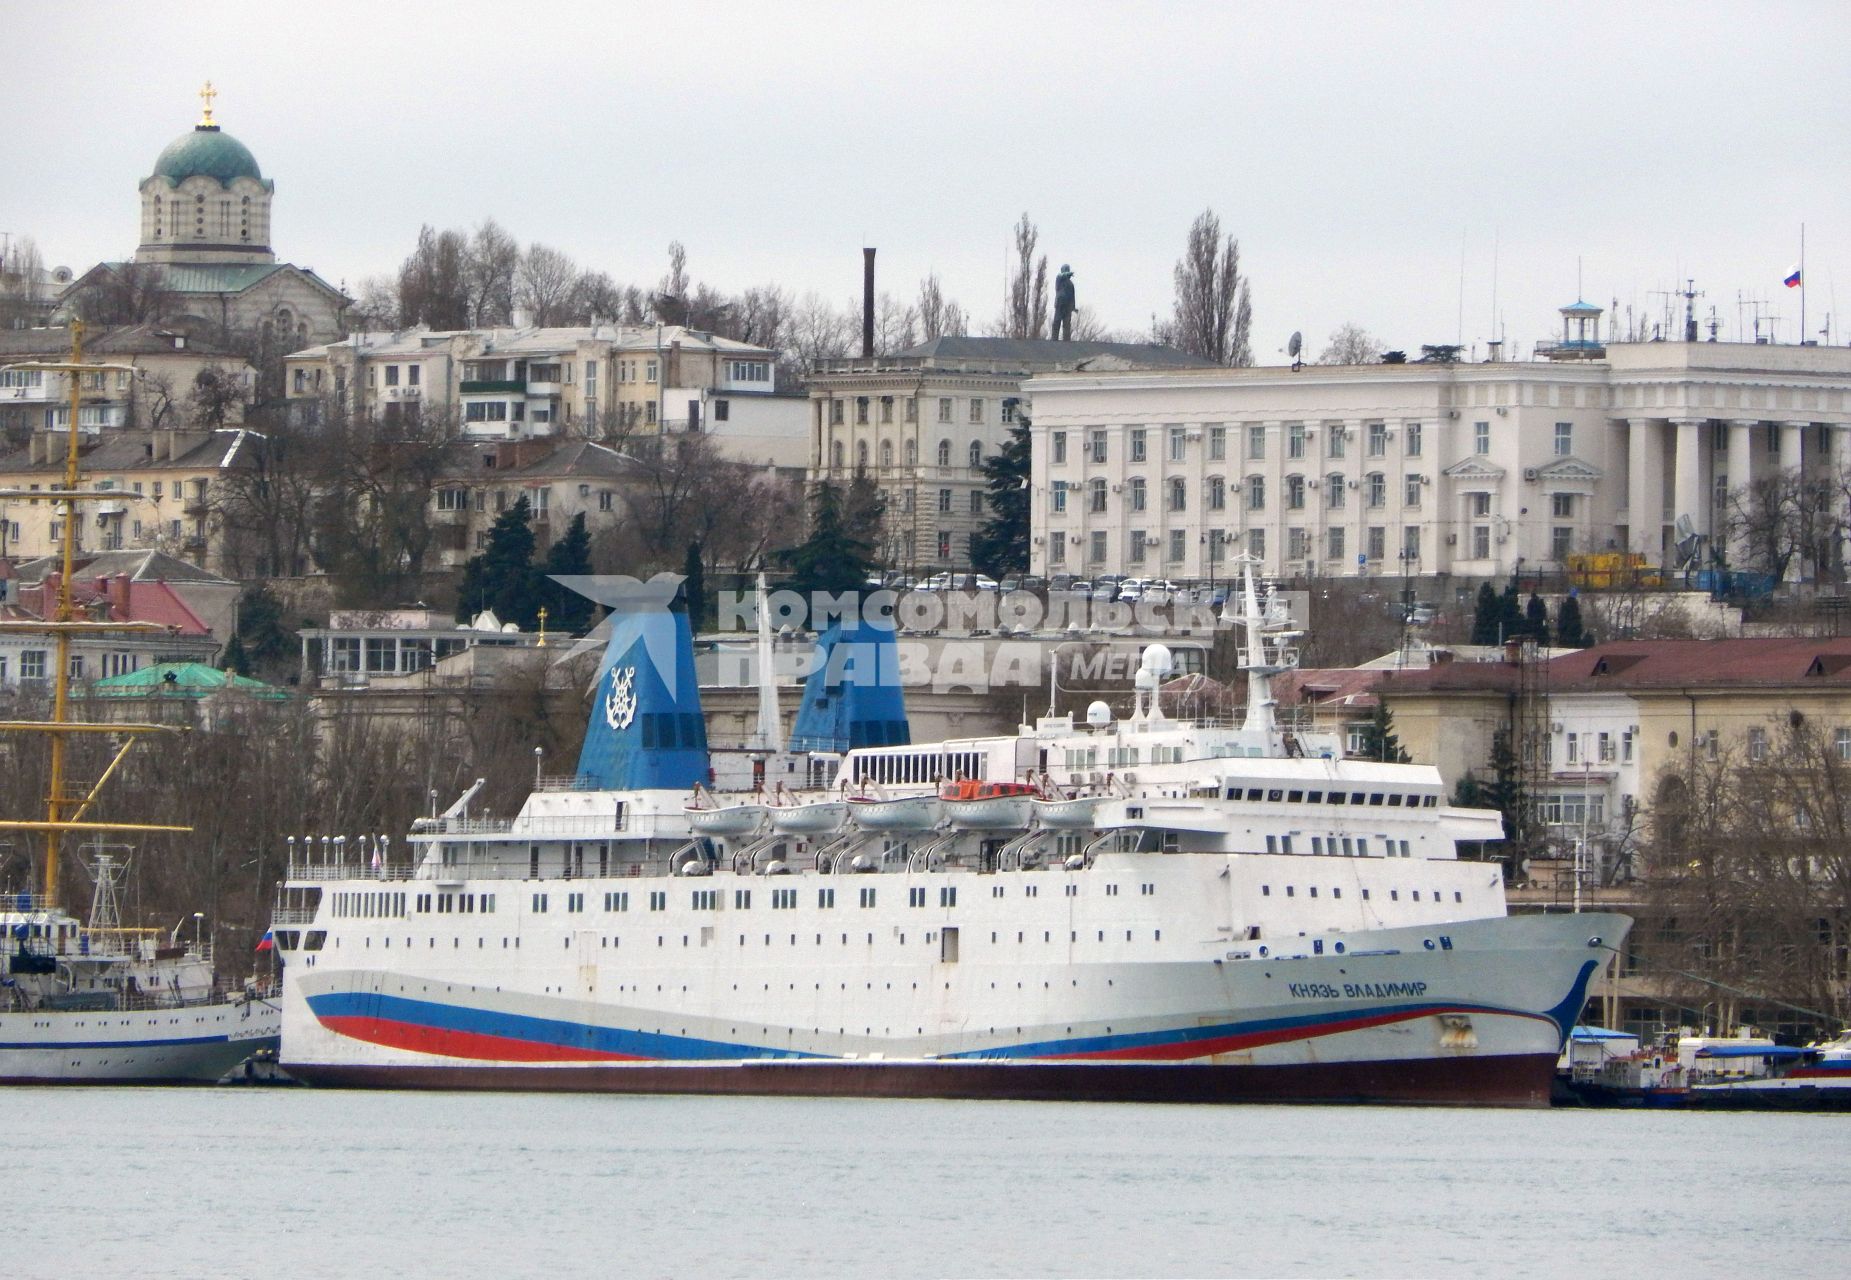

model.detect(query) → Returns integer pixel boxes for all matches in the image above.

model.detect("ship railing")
[533,774,602,792]
[416,815,628,837]
[284,859,419,882]
[269,908,318,925]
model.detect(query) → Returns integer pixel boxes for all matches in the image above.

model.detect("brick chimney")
[109,573,132,619]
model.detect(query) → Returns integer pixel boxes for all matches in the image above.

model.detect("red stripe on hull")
[284,1053,1560,1107]
[317,1015,641,1063]
[1045,1005,1492,1062]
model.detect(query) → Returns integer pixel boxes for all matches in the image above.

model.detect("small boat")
[847,794,942,831]
[768,800,849,835]
[1032,794,1101,828]
[684,802,767,837]
[1686,1032,1851,1111]
[941,780,1037,829]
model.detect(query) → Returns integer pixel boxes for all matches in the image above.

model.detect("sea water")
[12,1089,1846,1278]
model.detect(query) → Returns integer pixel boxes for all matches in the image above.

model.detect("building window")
[1326,526,1344,561]
[1366,472,1386,508]
[1089,429,1107,463]
[879,396,893,424]
[1248,528,1266,559]
[1052,431,1066,465]
[1471,492,1492,518]
[969,491,983,515]
[830,400,844,425]
[1286,475,1305,510]
[1002,399,1018,424]
[1288,527,1309,561]
[1474,421,1490,455]
[1555,422,1573,457]
[1402,526,1421,563]
[937,531,952,559]
[1051,481,1067,514]
[1248,425,1266,460]
[1130,428,1147,462]
[1551,493,1575,519]
[1328,425,1346,459]
[384,365,400,387]
[880,441,893,468]
[857,441,869,468]
[1287,423,1305,459]
[1049,534,1066,564]
[938,489,952,513]
[1129,478,1146,512]
[1326,474,1345,509]
[969,398,983,424]
[904,439,917,467]
[1367,423,1387,457]
[1089,478,1107,513]
[1090,530,1107,562]
[1168,529,1185,562]
[1208,425,1226,460]
[1552,526,1574,561]
[645,360,658,383]
[1207,476,1226,511]
[1598,731,1615,763]
[938,398,953,423]
[905,398,918,423]
[1246,475,1265,511]
[1367,526,1385,562]
[1129,531,1147,564]
[1405,422,1422,456]
[1167,477,1186,512]
[856,397,870,425]
[1168,426,1186,461]
[1472,525,1490,559]
[1748,727,1768,762]
[969,440,982,468]
[937,439,951,467]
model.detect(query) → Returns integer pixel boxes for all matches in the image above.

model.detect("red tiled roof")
[1276,666,1391,710]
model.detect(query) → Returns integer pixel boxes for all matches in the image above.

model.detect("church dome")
[151,125,263,184]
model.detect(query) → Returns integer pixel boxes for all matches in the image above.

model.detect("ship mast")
[0,321,189,908]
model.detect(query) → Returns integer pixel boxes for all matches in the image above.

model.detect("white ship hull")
[277,851,1623,1106]
[0,996,281,1084]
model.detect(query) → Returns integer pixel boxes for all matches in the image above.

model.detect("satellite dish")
[1287,331,1303,359]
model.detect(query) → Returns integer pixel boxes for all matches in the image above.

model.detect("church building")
[61,84,348,349]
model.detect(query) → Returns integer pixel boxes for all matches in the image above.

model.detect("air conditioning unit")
[1445,533,1458,546]
[1551,722,1564,733]
[1420,474,1431,485]
[1307,479,1319,489]
[1112,484,1123,493]
[1033,536,1044,545]
[1446,409,1460,419]
[1070,534,1082,544]
[1523,467,1540,482]
[1347,480,1359,490]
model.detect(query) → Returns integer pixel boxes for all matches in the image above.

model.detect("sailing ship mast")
[0,320,188,908]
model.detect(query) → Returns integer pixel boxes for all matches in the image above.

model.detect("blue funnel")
[787,615,909,754]
[574,578,709,790]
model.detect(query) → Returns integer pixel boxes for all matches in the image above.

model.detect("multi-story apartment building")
[1028,309,1851,583]
[806,336,1211,570]
[284,325,803,466]
[0,321,257,438]
[0,427,258,573]
[426,438,635,568]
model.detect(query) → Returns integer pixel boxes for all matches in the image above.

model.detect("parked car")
[1090,582,1118,602]
[1116,577,1152,602]
[998,576,1023,593]
[1065,579,1093,598]
[973,574,1001,592]
[1020,574,1048,592]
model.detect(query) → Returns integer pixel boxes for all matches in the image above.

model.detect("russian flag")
[255,929,274,953]
[1784,266,1802,288]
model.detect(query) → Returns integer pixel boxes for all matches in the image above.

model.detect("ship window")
[1390,890,1399,901]
[1329,792,1346,806]
[1288,790,1303,803]
[1225,786,1239,799]
[1388,794,1403,807]
[1362,889,1370,900]
[940,886,957,907]
[1280,835,1293,854]
[1267,789,1284,802]
[859,887,877,908]
[1265,835,1277,853]
[1412,891,1420,901]
[1357,839,1368,855]
[1455,892,1463,903]
[1369,793,1385,806]
[1305,791,1322,804]
[1285,885,1294,897]
[1308,887,1318,897]
[1247,788,1264,801]
[1351,793,1366,805]
[303,930,326,951]
[1332,888,1341,899]
[1312,837,1323,854]
[1342,837,1353,855]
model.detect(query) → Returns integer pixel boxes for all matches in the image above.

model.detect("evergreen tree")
[681,540,709,633]
[1556,593,1589,648]
[1498,579,1524,643]
[780,482,878,600]
[1353,700,1411,763]
[1524,592,1551,646]
[541,512,595,635]
[221,630,250,676]
[1470,582,1501,645]
[234,582,294,673]
[457,496,545,629]
[841,472,888,567]
[970,413,1031,577]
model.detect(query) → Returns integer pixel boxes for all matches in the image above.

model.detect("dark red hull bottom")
[285,1053,1559,1107]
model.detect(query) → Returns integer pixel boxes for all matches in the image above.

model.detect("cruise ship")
[272,568,1628,1106]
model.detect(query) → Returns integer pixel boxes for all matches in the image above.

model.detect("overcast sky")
[8,1,1848,356]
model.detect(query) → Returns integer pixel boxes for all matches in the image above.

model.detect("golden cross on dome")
[198,80,217,127]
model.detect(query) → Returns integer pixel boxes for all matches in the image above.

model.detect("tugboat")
[0,323,279,1083]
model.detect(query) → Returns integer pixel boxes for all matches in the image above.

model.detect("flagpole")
[1800,222,1807,345]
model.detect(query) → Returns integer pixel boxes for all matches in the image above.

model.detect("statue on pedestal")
[1052,264,1076,341]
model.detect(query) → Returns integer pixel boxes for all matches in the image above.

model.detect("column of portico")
[1780,420,1807,475]
[1671,418,1705,542]
[1833,425,1851,581]
[1725,420,1756,566]
[1626,417,1665,560]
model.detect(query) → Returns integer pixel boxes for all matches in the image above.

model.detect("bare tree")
[1001,213,1048,339]
[1725,468,1847,584]
[464,218,520,327]
[874,292,918,354]
[215,401,324,577]
[786,291,855,371]
[188,364,248,428]
[514,243,580,327]
[70,261,173,327]
[348,275,400,331]
[731,285,792,349]
[1317,323,1381,365]
[916,273,967,342]
[1169,208,1254,366]
[396,226,469,330]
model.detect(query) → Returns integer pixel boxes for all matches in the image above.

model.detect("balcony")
[460,380,526,395]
